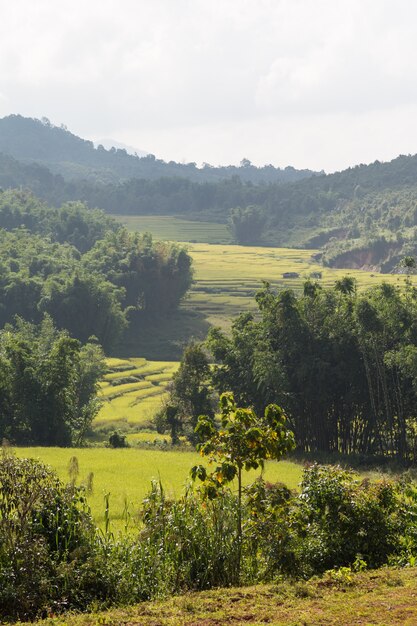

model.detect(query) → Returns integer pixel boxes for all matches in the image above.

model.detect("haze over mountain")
[1,113,417,272]
[93,139,148,157]
[0,115,317,185]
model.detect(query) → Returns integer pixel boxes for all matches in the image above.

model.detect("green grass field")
[115,215,232,244]
[13,447,303,528]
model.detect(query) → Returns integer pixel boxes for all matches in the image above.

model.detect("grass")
[12,447,302,528]
[15,566,417,625]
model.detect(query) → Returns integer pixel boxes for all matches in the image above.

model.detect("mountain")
[0,115,317,185]
[2,114,417,271]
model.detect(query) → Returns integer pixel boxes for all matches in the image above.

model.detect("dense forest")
[0,190,193,351]
[166,277,417,462]
[0,317,105,446]
[0,115,316,184]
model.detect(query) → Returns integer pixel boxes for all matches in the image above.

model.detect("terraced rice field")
[113,215,417,332]
[184,243,416,329]
[96,357,179,428]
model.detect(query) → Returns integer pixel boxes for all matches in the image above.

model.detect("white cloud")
[1,0,417,170]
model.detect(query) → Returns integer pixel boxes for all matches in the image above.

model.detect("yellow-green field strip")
[13,447,303,528]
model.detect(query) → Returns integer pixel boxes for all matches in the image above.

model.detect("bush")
[0,453,99,619]
[108,430,128,448]
[139,481,241,591]
[1,456,417,619]
[245,465,407,579]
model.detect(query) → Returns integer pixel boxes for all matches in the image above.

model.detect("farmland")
[116,214,232,244]
[98,217,417,442]
[96,357,178,429]
[184,241,414,330]
[113,215,417,359]
[12,447,303,528]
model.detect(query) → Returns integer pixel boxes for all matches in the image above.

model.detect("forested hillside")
[0,190,193,351]
[0,115,316,184]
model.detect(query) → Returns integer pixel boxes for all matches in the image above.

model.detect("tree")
[163,342,214,443]
[0,316,105,446]
[228,205,265,244]
[191,392,295,578]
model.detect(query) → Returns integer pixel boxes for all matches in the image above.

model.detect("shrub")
[108,430,128,448]
[245,464,406,579]
[0,453,99,619]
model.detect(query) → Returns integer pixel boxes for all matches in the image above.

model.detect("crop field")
[13,447,303,528]
[96,357,179,428]
[111,215,417,358]
[184,242,417,329]
[113,216,417,331]
[115,215,232,244]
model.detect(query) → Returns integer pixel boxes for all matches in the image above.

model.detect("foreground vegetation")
[16,567,417,625]
[3,449,417,621]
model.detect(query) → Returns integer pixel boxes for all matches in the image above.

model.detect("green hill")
[0,115,316,184]
[2,115,417,269]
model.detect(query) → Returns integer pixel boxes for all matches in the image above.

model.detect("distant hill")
[0,115,317,185]
[2,114,417,271]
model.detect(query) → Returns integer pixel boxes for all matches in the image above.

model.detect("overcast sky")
[1,0,417,172]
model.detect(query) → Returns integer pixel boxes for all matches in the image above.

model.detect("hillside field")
[116,215,417,333]
[12,448,303,528]
[96,357,178,430]
[116,214,232,244]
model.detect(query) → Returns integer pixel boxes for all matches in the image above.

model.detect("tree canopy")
[0,316,105,445]
[176,278,417,462]
[0,190,193,351]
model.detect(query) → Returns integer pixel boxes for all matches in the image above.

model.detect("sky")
[1,0,417,172]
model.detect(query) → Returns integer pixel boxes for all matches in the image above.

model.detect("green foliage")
[205,280,417,461]
[0,316,105,445]
[0,453,98,620]
[228,205,265,244]
[0,191,193,350]
[193,392,295,497]
[83,229,193,314]
[2,453,417,620]
[0,188,116,252]
[290,465,402,576]
[192,392,295,579]
[108,431,128,448]
[162,342,214,443]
